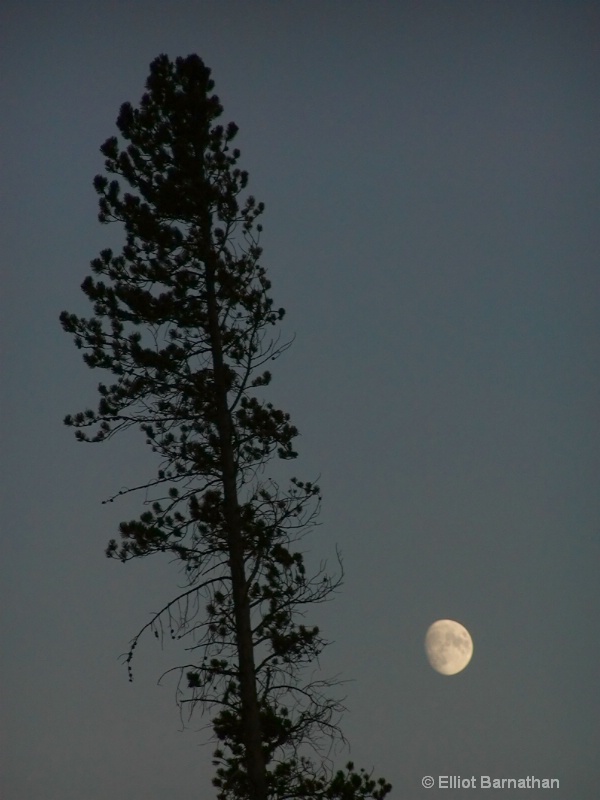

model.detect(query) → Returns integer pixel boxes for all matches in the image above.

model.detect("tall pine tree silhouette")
[61,54,391,800]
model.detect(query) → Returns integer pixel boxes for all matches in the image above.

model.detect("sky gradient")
[2,2,599,798]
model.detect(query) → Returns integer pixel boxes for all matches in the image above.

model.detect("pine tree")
[60,54,391,800]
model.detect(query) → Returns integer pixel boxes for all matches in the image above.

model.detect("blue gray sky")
[2,2,599,798]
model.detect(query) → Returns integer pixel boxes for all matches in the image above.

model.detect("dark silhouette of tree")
[60,54,391,800]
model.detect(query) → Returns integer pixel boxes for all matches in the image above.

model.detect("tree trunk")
[205,258,267,800]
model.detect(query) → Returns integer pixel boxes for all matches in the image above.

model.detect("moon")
[425,619,473,675]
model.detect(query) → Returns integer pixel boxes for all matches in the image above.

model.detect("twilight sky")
[2,2,599,798]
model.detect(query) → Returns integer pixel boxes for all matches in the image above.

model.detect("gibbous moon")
[425,619,473,675]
